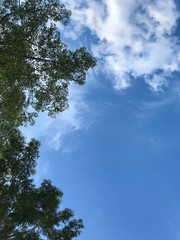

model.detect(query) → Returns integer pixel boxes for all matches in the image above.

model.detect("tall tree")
[0,0,96,126]
[0,129,84,240]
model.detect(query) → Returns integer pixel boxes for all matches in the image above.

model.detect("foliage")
[0,0,96,126]
[0,2,90,238]
[0,129,84,240]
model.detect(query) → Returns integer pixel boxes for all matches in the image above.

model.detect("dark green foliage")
[0,0,96,126]
[0,2,89,238]
[0,129,84,240]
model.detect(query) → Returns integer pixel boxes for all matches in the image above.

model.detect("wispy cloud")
[62,0,180,91]
[22,79,98,151]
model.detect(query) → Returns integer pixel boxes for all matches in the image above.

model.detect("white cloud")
[62,0,180,91]
[22,0,180,150]
[145,74,169,92]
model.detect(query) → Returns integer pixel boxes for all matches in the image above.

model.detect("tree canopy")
[0,0,96,126]
[0,1,94,239]
[0,129,84,240]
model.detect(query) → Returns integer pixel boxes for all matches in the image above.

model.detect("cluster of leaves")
[0,0,96,126]
[0,130,84,240]
[0,0,96,239]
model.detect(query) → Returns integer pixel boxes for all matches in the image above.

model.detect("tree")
[0,0,96,126]
[0,129,84,240]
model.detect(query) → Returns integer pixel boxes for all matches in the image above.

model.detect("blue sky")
[22,0,180,239]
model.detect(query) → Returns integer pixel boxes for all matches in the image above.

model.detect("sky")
[22,0,180,239]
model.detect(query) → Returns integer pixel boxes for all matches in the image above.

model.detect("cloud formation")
[23,0,180,150]
[22,81,97,150]
[63,0,180,91]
